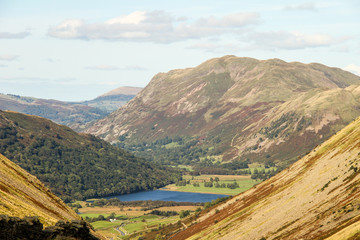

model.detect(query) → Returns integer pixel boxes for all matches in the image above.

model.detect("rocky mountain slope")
[85,56,360,166]
[0,110,180,201]
[150,116,360,240]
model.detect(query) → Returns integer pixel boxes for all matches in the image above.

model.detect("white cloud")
[85,65,120,71]
[245,31,341,50]
[343,64,360,76]
[106,11,147,25]
[0,31,30,39]
[284,2,316,11]
[48,11,259,43]
[0,54,19,61]
[0,64,8,68]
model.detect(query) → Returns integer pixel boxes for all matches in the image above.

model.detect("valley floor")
[161,174,259,195]
[79,204,199,239]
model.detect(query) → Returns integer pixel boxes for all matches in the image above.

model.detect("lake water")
[105,190,228,203]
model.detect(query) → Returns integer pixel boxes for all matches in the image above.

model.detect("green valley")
[0,110,181,202]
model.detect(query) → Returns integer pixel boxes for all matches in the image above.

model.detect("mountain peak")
[84,56,360,165]
[99,86,143,97]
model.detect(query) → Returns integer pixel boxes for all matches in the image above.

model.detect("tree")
[179,210,190,219]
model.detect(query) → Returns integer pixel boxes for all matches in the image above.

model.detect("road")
[114,223,126,236]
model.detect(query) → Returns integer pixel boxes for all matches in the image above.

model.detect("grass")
[81,205,195,238]
[124,215,180,234]
[164,175,259,195]
[164,142,180,149]
[124,221,146,233]
[177,165,194,171]
[91,220,122,230]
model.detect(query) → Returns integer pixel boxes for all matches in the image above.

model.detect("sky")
[0,0,359,101]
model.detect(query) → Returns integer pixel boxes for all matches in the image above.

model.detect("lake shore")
[159,186,231,195]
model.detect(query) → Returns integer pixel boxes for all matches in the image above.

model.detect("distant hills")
[0,86,142,131]
[0,110,180,201]
[72,86,143,113]
[85,56,360,167]
[0,93,107,131]
[150,116,360,240]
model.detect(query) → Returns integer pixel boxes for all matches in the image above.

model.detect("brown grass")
[161,117,360,240]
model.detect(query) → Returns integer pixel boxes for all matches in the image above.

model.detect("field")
[79,205,199,239]
[79,172,263,238]
[161,174,259,195]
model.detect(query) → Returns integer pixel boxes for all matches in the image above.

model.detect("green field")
[124,215,179,233]
[86,211,182,238]
[91,220,122,230]
[170,180,258,195]
[164,174,259,195]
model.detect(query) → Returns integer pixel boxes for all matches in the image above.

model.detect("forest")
[0,111,181,202]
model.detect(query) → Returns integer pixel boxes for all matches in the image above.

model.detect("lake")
[105,190,228,202]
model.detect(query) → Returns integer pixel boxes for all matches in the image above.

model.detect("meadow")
[162,174,260,195]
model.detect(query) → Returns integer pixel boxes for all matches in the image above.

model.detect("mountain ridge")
[84,56,360,166]
[0,86,142,131]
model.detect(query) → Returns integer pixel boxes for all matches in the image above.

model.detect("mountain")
[149,116,360,240]
[0,153,79,226]
[0,93,107,131]
[85,56,360,167]
[74,86,142,113]
[0,110,181,201]
[0,86,141,131]
[100,86,143,97]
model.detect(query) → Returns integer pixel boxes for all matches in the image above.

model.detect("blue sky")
[0,0,359,101]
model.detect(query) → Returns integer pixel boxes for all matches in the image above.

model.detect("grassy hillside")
[85,56,360,168]
[154,117,360,240]
[0,110,181,202]
[0,153,79,227]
